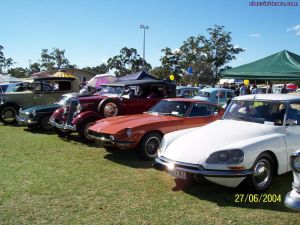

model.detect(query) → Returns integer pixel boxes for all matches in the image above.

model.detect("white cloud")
[233,44,246,51]
[249,34,261,37]
[172,48,181,54]
[286,24,300,35]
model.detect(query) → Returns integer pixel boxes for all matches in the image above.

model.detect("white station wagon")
[154,94,300,192]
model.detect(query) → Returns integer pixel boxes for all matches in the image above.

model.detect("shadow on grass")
[171,172,294,212]
[23,127,56,135]
[104,148,153,169]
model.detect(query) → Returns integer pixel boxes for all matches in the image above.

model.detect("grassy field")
[0,125,299,225]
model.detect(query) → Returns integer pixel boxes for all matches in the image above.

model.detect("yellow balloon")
[244,80,249,85]
[169,74,175,81]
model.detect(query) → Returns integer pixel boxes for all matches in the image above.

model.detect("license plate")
[168,169,186,180]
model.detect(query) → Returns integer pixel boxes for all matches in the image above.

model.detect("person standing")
[281,84,288,94]
[239,84,247,96]
[267,84,273,93]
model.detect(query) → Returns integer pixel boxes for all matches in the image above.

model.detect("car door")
[284,103,300,171]
[180,103,216,129]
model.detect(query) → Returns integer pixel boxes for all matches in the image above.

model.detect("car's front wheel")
[77,118,96,142]
[138,132,162,160]
[0,105,18,124]
[245,153,275,192]
[39,116,53,131]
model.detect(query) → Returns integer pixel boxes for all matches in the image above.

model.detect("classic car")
[16,93,78,130]
[285,150,300,211]
[176,86,199,98]
[154,94,300,192]
[0,77,80,124]
[88,98,224,160]
[50,79,176,142]
[193,88,234,107]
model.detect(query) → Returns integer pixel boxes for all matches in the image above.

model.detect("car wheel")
[78,118,96,142]
[0,105,18,124]
[101,101,119,118]
[54,127,71,137]
[138,132,162,160]
[40,116,53,131]
[245,153,275,192]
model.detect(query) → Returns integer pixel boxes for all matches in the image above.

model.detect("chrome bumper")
[49,117,76,131]
[16,115,38,126]
[89,133,134,148]
[154,156,253,178]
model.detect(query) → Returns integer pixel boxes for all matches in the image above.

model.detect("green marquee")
[221,50,300,80]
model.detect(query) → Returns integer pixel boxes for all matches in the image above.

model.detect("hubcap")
[1,107,16,123]
[103,103,118,117]
[253,159,271,189]
[145,137,160,157]
[42,117,52,130]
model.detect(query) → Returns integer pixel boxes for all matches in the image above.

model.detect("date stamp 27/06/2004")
[234,194,282,203]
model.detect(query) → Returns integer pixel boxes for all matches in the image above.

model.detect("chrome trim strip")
[155,157,252,177]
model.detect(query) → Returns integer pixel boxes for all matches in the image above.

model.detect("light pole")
[140,24,149,71]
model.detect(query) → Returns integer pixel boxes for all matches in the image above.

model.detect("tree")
[107,47,151,76]
[40,48,70,71]
[201,25,244,77]
[8,67,28,78]
[29,62,41,74]
[159,47,182,81]
[160,25,244,85]
[82,63,108,74]
[0,45,13,73]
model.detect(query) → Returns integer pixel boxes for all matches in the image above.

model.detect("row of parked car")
[1,76,300,200]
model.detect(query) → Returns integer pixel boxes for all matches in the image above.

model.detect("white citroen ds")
[154,94,300,192]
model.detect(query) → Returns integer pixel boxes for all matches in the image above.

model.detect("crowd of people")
[220,83,290,96]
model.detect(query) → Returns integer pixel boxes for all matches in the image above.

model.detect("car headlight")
[290,152,300,173]
[206,149,244,164]
[126,128,133,137]
[76,103,82,114]
[158,137,166,154]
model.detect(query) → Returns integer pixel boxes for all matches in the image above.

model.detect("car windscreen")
[224,100,286,126]
[100,86,124,96]
[147,100,191,117]
[197,91,210,98]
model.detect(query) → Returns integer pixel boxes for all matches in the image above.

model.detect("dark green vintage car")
[17,93,78,130]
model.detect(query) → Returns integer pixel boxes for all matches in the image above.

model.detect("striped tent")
[53,70,76,78]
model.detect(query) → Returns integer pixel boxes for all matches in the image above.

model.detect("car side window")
[227,92,234,99]
[287,103,300,125]
[216,91,225,98]
[188,103,211,117]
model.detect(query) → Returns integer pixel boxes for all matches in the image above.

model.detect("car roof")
[233,94,300,102]
[200,88,234,93]
[104,79,176,87]
[176,86,199,90]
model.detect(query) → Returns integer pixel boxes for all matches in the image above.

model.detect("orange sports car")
[88,98,225,160]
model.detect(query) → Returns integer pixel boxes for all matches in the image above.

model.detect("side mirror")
[286,119,298,126]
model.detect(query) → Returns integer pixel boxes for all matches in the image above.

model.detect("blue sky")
[1,0,299,70]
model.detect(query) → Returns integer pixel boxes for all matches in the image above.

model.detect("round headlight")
[126,128,133,137]
[291,152,300,173]
[76,104,82,113]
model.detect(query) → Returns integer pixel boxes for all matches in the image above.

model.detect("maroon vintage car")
[50,79,176,141]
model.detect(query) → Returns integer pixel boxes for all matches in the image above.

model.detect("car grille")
[159,156,204,171]
[65,98,79,125]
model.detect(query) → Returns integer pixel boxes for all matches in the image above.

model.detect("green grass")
[0,125,298,225]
